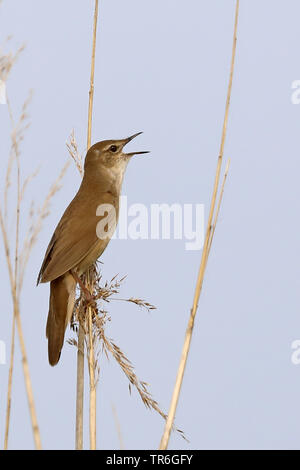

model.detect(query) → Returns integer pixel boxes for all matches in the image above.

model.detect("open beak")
[123,132,150,156]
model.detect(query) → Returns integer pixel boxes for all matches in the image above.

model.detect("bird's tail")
[46,272,76,366]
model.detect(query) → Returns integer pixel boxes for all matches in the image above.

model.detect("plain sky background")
[0,0,300,450]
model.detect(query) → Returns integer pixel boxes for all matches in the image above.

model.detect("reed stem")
[75,0,99,450]
[159,0,239,450]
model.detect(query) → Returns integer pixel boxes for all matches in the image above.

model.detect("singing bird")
[37,132,148,366]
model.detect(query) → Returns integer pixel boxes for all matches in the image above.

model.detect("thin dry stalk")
[66,130,83,176]
[75,320,85,450]
[0,210,42,450]
[159,0,239,450]
[86,271,97,450]
[87,0,99,149]
[2,156,68,449]
[111,404,125,450]
[86,0,99,451]
[66,132,85,450]
[1,85,41,449]
[2,71,68,448]
[75,0,99,451]
[88,306,96,450]
[207,159,230,254]
[4,315,15,450]
[3,95,21,449]
[0,43,25,83]
[14,307,41,449]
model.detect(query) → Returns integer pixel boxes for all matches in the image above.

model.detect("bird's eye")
[109,145,118,153]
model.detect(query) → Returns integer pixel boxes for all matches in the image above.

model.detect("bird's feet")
[71,270,97,309]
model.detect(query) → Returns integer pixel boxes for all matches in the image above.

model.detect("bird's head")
[84,132,149,172]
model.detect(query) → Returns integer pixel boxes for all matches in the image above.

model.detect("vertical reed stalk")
[86,0,99,451]
[1,96,42,449]
[14,304,42,449]
[4,112,21,450]
[4,315,15,449]
[0,210,42,450]
[159,0,239,450]
[88,298,96,450]
[112,404,125,450]
[75,322,85,449]
[75,0,99,451]
[87,0,98,150]
[87,0,99,450]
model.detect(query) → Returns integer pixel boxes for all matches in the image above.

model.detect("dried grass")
[66,129,86,449]
[0,38,68,450]
[159,0,239,450]
[0,41,24,82]
[68,270,185,442]
[66,130,84,176]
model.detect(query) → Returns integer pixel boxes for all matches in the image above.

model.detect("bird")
[37,132,149,366]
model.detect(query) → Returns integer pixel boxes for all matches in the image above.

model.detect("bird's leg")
[71,270,95,305]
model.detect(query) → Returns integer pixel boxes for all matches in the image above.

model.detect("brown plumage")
[37,133,148,365]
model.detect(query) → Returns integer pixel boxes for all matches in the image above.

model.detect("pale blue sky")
[1,0,300,450]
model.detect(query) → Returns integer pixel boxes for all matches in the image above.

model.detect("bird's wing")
[37,191,118,284]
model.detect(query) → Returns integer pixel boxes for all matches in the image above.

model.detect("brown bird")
[37,132,148,366]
